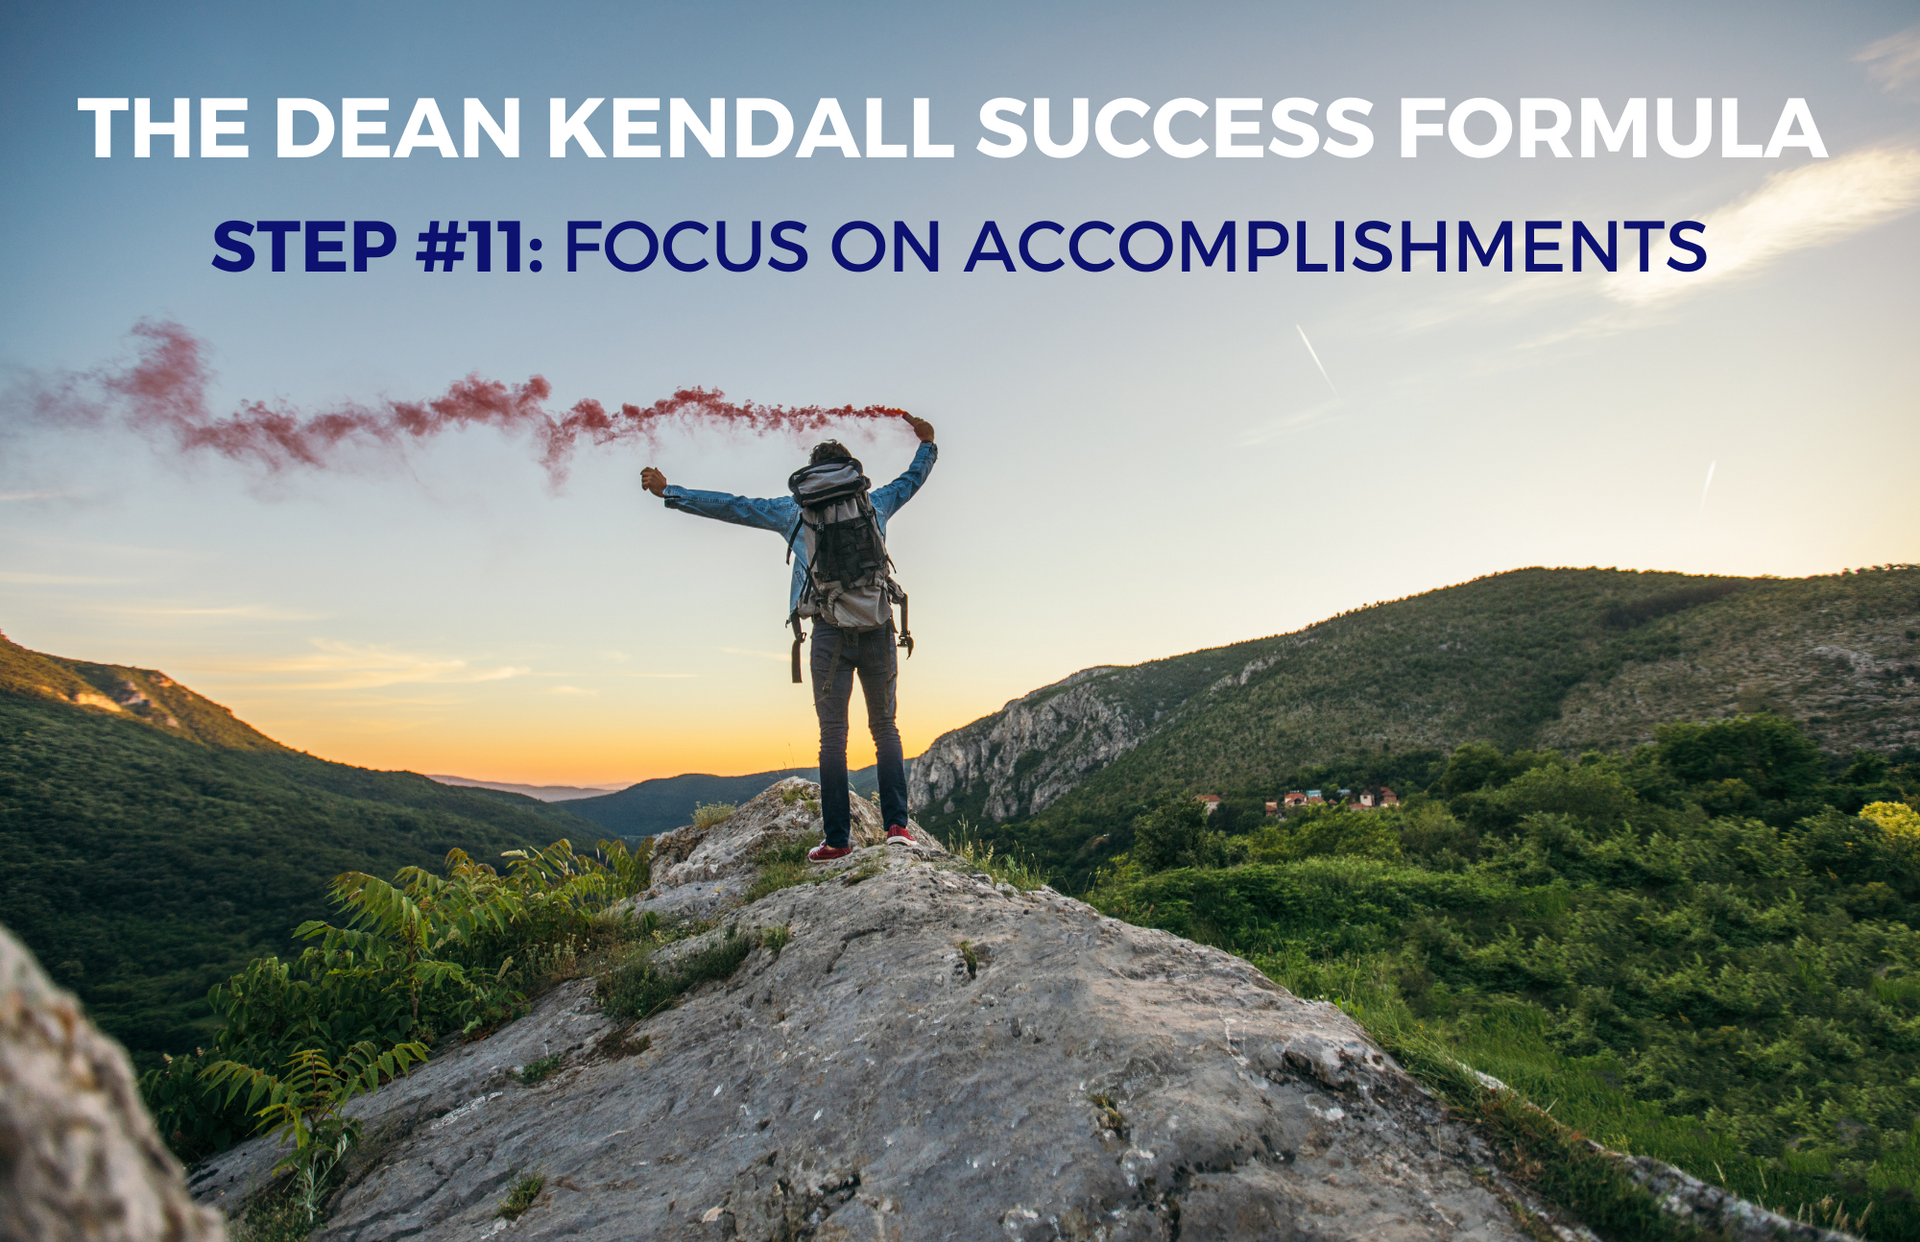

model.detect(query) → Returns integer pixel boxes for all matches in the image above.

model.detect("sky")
[1,1,1916,785]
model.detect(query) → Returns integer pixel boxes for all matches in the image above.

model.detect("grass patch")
[228,1187,323,1242]
[514,1054,562,1086]
[948,828,1051,891]
[1090,1092,1128,1138]
[692,801,737,829]
[745,835,825,904]
[598,924,756,1021]
[497,1171,545,1220]
[760,924,792,959]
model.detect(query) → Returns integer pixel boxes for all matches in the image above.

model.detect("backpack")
[783,458,913,683]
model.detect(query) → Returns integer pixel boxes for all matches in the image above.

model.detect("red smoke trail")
[34,320,912,484]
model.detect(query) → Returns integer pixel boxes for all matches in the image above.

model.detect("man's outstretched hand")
[641,466,667,496]
[902,413,935,443]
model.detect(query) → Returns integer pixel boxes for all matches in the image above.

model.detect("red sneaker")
[808,842,854,863]
[886,824,914,845]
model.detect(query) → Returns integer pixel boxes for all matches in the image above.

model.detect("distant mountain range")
[425,776,625,802]
[550,764,883,839]
[909,566,1920,847]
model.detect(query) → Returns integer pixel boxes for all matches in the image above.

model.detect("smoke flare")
[26,320,912,485]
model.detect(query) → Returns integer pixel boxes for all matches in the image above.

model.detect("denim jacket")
[660,441,938,613]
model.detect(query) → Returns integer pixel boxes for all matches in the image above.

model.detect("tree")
[1654,715,1824,800]
[1132,793,1208,872]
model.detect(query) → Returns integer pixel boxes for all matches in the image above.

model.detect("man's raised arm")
[640,467,795,534]
[871,415,938,520]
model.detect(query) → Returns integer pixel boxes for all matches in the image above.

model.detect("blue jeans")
[811,621,909,848]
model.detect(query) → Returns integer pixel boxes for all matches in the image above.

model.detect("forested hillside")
[916,566,1919,888]
[0,637,599,1067]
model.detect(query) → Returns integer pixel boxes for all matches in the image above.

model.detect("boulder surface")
[1,923,226,1242]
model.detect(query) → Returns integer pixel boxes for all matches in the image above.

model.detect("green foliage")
[1088,720,1920,1239]
[598,924,756,1021]
[515,1055,562,1086]
[691,801,737,829]
[746,835,826,903]
[140,1050,246,1158]
[947,819,1051,891]
[1244,804,1404,864]
[1655,714,1827,801]
[140,838,646,1164]
[759,924,792,959]
[201,1039,428,1227]
[1132,793,1209,871]
[497,1172,546,1220]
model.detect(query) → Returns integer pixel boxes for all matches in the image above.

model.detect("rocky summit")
[188,780,1561,1241]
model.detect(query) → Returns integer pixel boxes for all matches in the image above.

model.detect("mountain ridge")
[909,566,1920,840]
[0,629,285,751]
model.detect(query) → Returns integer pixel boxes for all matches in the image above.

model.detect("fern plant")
[202,1039,428,1225]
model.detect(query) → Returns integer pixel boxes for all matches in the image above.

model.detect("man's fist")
[902,413,935,443]
[641,466,667,496]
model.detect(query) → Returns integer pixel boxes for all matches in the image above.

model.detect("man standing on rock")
[640,414,937,864]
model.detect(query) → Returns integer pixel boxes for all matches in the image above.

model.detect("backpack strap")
[896,592,914,658]
[789,612,805,684]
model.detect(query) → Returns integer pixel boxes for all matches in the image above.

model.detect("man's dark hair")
[809,440,854,466]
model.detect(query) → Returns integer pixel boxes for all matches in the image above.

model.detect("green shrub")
[692,802,737,829]
[598,925,755,1021]
[1132,793,1208,872]
[1245,805,1403,864]
[515,1054,562,1085]
[141,838,646,1163]
[202,1039,428,1229]
[497,1172,545,1220]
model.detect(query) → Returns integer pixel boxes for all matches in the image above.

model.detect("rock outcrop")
[190,780,1555,1241]
[1,924,226,1242]
[909,666,1158,823]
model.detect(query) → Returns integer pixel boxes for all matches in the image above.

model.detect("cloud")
[549,685,597,696]
[243,640,532,690]
[91,603,328,620]
[0,490,73,502]
[1602,146,1920,307]
[721,647,793,661]
[0,571,135,585]
[1857,26,1920,92]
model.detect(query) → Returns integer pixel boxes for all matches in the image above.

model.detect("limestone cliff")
[908,666,1156,823]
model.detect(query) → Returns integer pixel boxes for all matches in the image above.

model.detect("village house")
[1195,794,1221,815]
